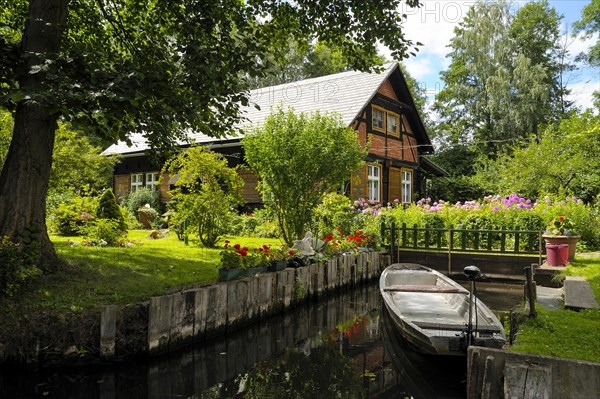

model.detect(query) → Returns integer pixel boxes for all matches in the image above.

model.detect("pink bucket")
[546,244,569,266]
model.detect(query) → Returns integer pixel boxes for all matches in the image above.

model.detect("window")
[372,107,385,131]
[387,112,400,136]
[146,172,159,191]
[367,164,381,202]
[402,170,412,204]
[131,173,143,192]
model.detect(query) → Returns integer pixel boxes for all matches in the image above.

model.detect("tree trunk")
[0,0,68,269]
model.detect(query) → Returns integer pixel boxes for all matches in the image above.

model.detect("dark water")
[0,282,522,399]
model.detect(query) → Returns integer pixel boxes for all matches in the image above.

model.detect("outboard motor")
[464,265,482,347]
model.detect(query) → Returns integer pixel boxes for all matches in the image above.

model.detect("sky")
[382,0,600,111]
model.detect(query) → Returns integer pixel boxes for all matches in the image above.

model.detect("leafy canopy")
[1,0,422,151]
[243,107,366,246]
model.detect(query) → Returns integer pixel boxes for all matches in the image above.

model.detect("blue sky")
[383,1,600,111]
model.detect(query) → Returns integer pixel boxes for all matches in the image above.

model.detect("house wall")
[349,78,421,204]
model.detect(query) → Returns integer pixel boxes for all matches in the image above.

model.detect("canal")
[0,281,523,398]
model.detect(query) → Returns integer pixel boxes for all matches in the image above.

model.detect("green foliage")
[83,219,126,246]
[97,189,126,232]
[427,176,488,203]
[0,237,40,297]
[49,196,99,236]
[314,193,356,236]
[243,108,366,246]
[573,0,600,68]
[122,187,162,218]
[474,111,600,202]
[165,147,244,247]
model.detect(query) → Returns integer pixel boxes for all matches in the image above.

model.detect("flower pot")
[268,261,287,272]
[218,267,243,281]
[543,235,579,262]
[246,266,268,277]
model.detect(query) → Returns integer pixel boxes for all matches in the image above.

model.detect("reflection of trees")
[242,345,366,399]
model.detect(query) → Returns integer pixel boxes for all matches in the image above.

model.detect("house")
[103,63,447,207]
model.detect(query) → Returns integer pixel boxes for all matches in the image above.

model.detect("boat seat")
[384,285,467,294]
[413,321,500,333]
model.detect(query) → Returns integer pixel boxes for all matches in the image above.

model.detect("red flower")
[289,250,295,256]
[559,216,565,221]
[234,243,241,250]
[225,240,230,244]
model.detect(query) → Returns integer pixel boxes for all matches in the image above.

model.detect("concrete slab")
[537,286,563,310]
[564,276,600,311]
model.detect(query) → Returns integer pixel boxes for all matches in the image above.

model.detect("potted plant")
[245,245,271,276]
[269,246,295,272]
[542,215,580,262]
[218,241,245,281]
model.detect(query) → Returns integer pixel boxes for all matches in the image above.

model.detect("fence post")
[539,231,543,266]
[524,265,537,318]
[448,225,454,275]
[514,226,521,254]
[390,222,397,263]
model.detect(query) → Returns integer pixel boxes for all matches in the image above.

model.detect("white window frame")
[402,170,412,204]
[372,107,385,132]
[131,173,144,192]
[146,172,160,191]
[367,164,381,203]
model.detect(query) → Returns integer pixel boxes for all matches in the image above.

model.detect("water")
[0,282,522,399]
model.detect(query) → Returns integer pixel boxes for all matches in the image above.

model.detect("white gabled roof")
[103,63,397,155]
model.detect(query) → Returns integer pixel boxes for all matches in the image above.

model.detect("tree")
[474,111,600,202]
[164,147,244,247]
[96,188,125,231]
[243,108,366,246]
[434,0,559,157]
[0,0,420,267]
[1,109,118,209]
[574,0,600,67]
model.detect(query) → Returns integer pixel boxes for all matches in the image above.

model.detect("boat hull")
[380,263,506,356]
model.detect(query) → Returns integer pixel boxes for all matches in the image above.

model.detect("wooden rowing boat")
[379,263,506,356]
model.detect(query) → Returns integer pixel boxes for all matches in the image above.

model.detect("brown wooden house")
[103,63,447,206]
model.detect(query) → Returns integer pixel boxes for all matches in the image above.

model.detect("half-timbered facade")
[104,63,446,206]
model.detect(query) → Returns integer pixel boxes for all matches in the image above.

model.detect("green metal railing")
[381,222,544,262]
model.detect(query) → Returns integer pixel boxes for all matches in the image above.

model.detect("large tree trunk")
[0,0,68,269]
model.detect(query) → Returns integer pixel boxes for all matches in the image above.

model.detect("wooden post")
[390,222,397,263]
[524,265,537,318]
[448,225,453,275]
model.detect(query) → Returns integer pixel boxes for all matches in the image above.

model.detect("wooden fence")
[381,222,544,265]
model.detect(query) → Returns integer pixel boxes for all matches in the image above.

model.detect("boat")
[379,263,506,356]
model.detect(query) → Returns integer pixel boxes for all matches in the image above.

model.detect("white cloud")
[404,57,433,80]
[568,80,600,110]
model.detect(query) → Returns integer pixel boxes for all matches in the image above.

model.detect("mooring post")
[524,265,537,318]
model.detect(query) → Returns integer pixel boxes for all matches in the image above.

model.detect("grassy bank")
[511,253,600,363]
[2,231,282,312]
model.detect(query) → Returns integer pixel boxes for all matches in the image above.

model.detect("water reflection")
[0,282,521,398]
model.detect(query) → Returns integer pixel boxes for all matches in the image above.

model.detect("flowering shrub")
[321,228,373,255]
[378,193,599,249]
[271,246,296,262]
[219,241,245,270]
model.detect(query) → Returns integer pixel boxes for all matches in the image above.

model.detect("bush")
[49,196,99,236]
[97,189,126,231]
[123,187,162,218]
[84,219,127,246]
[314,193,356,236]
[0,237,41,297]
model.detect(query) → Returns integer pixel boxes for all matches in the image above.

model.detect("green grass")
[510,252,600,363]
[2,231,283,312]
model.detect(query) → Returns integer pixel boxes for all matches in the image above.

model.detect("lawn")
[510,252,600,363]
[3,231,283,312]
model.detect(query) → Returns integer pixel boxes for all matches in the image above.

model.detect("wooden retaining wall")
[97,252,389,362]
[467,347,600,399]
